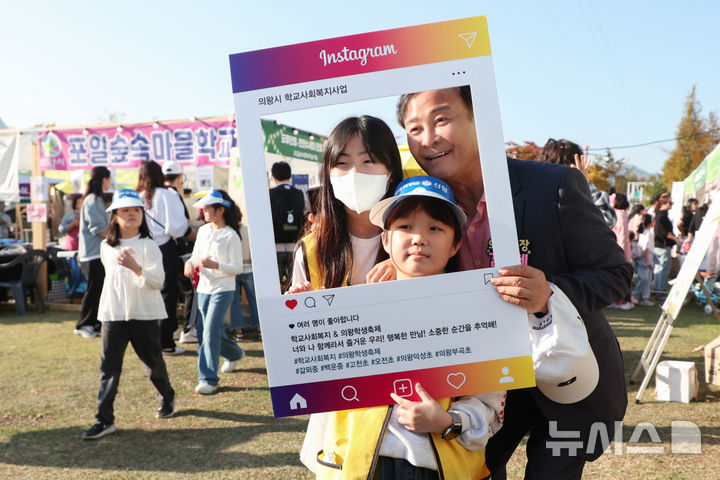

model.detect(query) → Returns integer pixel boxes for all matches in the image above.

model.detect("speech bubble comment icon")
[304,297,316,308]
[341,385,359,402]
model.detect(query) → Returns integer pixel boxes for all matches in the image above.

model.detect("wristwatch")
[441,411,463,440]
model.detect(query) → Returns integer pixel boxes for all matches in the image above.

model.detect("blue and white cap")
[193,188,232,208]
[369,176,467,228]
[106,189,144,212]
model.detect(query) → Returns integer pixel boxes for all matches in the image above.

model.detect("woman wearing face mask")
[288,116,403,291]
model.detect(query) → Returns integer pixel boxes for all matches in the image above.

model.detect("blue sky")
[1,0,718,174]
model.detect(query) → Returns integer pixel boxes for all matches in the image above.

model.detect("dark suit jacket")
[492,158,632,460]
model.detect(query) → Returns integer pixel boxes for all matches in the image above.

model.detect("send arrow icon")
[459,32,477,48]
[322,294,335,306]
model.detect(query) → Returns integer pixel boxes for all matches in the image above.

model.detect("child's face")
[382,207,460,280]
[203,204,224,224]
[115,207,143,231]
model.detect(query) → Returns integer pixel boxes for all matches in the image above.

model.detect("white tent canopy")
[0,130,33,203]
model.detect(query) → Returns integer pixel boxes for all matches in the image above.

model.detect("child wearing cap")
[81,189,176,440]
[183,189,245,395]
[301,176,505,479]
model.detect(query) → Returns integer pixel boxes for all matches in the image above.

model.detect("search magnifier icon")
[341,385,359,402]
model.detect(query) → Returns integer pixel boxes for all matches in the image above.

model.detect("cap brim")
[535,350,599,404]
[106,198,144,212]
[193,197,222,208]
[369,192,467,228]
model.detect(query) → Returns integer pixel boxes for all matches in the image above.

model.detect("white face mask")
[330,171,390,214]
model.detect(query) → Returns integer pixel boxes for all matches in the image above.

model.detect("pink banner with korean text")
[38,118,236,171]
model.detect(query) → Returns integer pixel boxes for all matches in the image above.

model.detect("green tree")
[587,149,630,192]
[662,86,720,187]
[644,174,668,200]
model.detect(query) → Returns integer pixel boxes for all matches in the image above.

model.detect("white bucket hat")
[369,176,466,228]
[106,189,144,212]
[530,284,599,404]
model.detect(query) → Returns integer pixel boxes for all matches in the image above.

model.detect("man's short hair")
[271,161,292,181]
[396,86,473,127]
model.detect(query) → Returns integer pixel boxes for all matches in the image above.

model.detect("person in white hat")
[136,160,189,355]
[161,160,199,344]
[184,189,245,395]
[81,189,175,440]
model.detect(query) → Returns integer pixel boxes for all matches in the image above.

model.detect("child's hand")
[285,281,314,294]
[390,383,452,434]
[183,261,195,278]
[117,249,142,276]
[200,257,219,269]
[366,259,396,283]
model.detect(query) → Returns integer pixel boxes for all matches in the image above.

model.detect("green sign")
[706,144,720,186]
[693,159,707,192]
[262,119,326,163]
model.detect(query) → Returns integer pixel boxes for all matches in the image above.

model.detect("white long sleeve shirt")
[98,235,167,321]
[140,187,189,247]
[189,223,243,294]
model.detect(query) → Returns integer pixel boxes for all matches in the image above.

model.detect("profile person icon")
[499,366,515,384]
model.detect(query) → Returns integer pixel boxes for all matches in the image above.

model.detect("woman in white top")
[137,160,189,355]
[184,189,245,395]
[289,116,403,291]
[81,189,175,440]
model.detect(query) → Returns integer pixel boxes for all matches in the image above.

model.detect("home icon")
[289,393,308,410]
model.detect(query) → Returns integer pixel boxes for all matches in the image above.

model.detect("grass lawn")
[1,301,719,479]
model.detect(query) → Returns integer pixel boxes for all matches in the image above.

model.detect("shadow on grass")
[616,424,720,446]
[0,311,67,325]
[0,417,309,472]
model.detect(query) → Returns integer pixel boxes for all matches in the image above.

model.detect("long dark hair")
[613,192,629,210]
[538,139,583,166]
[83,166,110,201]
[208,189,242,236]
[637,213,653,234]
[136,160,165,209]
[313,115,403,288]
[105,208,151,247]
[630,203,646,218]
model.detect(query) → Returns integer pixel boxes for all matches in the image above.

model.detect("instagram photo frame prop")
[229,16,535,417]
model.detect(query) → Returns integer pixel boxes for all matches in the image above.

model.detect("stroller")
[688,273,720,314]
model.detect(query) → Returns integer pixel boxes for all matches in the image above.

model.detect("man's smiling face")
[402,88,480,185]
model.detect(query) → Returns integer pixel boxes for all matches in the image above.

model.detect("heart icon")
[285,299,298,310]
[288,324,295,329]
[447,372,466,390]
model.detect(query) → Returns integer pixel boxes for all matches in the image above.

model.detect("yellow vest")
[300,234,490,479]
[314,398,490,480]
[297,233,349,289]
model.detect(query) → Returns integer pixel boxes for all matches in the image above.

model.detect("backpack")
[270,184,305,243]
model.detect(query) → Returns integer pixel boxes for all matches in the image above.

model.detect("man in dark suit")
[397,87,632,479]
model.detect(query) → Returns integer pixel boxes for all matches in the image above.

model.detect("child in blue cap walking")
[82,189,175,440]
